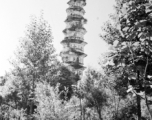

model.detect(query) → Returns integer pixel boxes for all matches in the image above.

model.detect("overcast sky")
[0,0,115,75]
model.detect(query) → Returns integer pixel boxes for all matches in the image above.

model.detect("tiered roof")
[65,16,87,23]
[66,7,85,13]
[61,0,87,71]
[61,37,87,45]
[61,48,87,57]
[67,0,86,6]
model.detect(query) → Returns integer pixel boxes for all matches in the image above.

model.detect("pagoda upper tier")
[60,0,87,76]
[68,0,86,7]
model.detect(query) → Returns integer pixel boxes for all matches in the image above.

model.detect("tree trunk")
[80,98,83,120]
[136,70,141,120]
[30,72,35,119]
[137,95,141,120]
[97,109,102,120]
[30,102,34,114]
[145,95,152,120]
[82,107,85,120]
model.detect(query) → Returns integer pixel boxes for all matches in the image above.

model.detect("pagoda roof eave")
[67,0,86,6]
[63,27,86,33]
[70,63,85,69]
[66,7,85,12]
[61,49,87,57]
[61,39,87,45]
[65,16,87,23]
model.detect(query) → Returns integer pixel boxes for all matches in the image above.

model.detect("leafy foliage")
[0,15,81,119]
[0,16,59,119]
[101,0,152,119]
[76,68,108,120]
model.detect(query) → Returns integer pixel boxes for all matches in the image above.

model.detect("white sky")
[0,0,115,76]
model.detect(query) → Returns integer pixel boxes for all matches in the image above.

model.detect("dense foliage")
[101,0,152,119]
[1,0,152,119]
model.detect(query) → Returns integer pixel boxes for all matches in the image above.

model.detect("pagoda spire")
[60,0,87,77]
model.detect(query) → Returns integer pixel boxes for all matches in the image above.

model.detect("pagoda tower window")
[73,56,76,62]
[79,57,83,64]
[65,56,68,61]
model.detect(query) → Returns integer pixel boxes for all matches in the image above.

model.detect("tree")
[13,16,58,117]
[0,72,28,119]
[34,82,64,120]
[34,82,86,120]
[15,15,57,83]
[99,54,141,120]
[0,15,59,119]
[57,65,79,100]
[101,0,152,119]
[76,68,108,120]
[0,14,81,120]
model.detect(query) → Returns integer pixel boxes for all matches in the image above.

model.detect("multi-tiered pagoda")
[60,0,87,77]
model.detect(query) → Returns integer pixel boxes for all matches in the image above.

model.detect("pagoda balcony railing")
[68,12,84,18]
[70,48,87,57]
[63,60,84,66]
[69,2,84,7]
[61,48,87,57]
[62,57,84,65]
[63,26,86,32]
[68,14,82,18]
[67,21,84,27]
[66,7,85,14]
[74,47,84,52]
[63,28,86,35]
[68,24,85,30]
[65,36,84,41]
[62,46,84,53]
[68,0,86,6]
[65,16,87,24]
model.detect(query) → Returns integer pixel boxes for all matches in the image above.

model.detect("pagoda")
[60,0,87,77]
